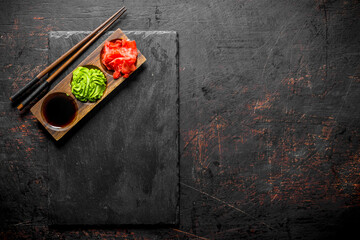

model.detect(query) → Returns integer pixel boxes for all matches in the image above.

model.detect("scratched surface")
[1,0,360,239]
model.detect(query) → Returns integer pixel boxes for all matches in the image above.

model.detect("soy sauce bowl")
[41,92,78,131]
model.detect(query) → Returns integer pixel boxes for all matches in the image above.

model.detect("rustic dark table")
[1,0,360,239]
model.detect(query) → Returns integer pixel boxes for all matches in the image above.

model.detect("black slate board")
[47,31,179,225]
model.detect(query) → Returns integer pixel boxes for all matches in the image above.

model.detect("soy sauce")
[42,93,77,128]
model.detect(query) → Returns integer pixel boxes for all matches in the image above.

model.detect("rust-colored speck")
[349,75,360,82]
[282,75,312,94]
[13,18,19,31]
[320,119,336,140]
[183,115,229,177]
[26,147,34,153]
[248,92,279,112]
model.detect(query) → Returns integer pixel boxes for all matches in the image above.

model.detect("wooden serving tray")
[31,28,146,141]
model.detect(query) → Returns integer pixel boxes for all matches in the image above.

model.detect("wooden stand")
[30,28,146,141]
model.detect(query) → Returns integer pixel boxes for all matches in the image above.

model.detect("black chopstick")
[12,7,126,109]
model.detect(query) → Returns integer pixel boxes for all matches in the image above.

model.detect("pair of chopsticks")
[11,7,127,110]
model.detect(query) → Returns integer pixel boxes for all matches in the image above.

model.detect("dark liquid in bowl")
[42,93,77,127]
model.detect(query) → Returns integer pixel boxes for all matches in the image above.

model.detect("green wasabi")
[71,66,107,102]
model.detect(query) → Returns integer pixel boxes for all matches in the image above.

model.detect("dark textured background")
[1,0,360,239]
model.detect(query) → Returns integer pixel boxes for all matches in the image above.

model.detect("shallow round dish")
[41,92,78,131]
